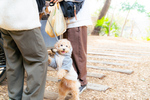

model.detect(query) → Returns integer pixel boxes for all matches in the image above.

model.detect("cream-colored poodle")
[48,39,80,100]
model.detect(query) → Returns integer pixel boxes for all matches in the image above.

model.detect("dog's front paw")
[57,69,68,79]
[47,49,57,57]
[47,49,53,56]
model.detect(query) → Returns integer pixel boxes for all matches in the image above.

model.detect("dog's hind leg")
[57,89,68,100]
[71,85,80,100]
[57,82,69,100]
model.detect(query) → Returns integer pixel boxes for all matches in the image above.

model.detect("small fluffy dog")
[48,39,80,100]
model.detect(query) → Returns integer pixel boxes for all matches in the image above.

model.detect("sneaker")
[79,85,87,94]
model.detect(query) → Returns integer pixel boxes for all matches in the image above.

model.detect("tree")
[120,1,145,37]
[108,6,116,36]
[91,0,111,35]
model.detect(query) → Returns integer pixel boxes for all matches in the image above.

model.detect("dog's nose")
[63,49,65,51]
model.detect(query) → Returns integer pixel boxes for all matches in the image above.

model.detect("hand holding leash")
[50,0,58,6]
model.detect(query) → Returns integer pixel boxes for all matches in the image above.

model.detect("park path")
[0,36,150,100]
[44,36,150,100]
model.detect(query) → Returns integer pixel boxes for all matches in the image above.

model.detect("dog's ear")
[67,40,72,49]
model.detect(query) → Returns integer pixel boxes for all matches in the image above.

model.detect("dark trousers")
[63,26,87,86]
[0,28,48,100]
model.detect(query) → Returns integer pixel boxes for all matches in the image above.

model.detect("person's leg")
[1,28,24,100]
[63,26,87,86]
[2,28,48,100]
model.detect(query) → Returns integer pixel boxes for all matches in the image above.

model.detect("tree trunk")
[91,0,111,35]
[130,20,134,38]
[108,7,116,36]
[120,10,130,37]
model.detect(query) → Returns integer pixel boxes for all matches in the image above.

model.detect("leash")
[47,19,59,41]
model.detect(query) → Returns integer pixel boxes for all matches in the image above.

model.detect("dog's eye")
[61,44,63,46]
[66,45,68,47]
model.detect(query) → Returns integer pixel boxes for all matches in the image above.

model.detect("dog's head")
[54,39,72,55]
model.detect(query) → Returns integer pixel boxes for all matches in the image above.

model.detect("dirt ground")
[0,36,150,100]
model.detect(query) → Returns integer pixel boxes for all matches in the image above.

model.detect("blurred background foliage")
[90,0,150,41]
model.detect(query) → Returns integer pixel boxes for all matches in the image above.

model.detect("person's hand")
[50,0,58,3]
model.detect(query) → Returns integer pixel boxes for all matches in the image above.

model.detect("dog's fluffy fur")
[48,39,80,100]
